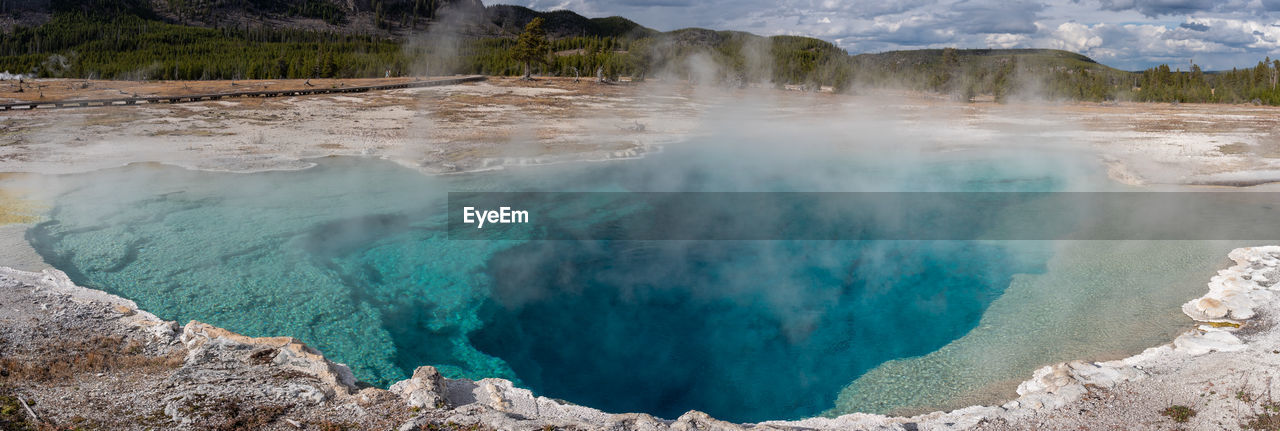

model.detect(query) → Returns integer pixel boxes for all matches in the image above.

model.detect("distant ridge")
[0,0,1114,72]
[854,48,1122,74]
[485,5,655,38]
[859,49,1101,66]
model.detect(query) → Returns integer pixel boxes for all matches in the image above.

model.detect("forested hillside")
[4,0,1280,104]
[0,0,855,88]
[1131,60,1280,104]
[852,49,1132,102]
[0,14,414,79]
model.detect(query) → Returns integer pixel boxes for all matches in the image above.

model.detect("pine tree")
[513,17,550,80]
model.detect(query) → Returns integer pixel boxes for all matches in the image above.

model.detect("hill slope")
[1,0,492,35]
[0,0,658,38]
[485,5,654,38]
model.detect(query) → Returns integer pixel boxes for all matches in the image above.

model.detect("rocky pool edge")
[2,245,1277,430]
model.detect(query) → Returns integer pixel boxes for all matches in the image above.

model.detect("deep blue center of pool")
[25,140,1094,422]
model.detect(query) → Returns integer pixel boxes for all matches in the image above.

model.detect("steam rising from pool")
[21,133,1236,422]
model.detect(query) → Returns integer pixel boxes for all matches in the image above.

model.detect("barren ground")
[3,76,1280,185]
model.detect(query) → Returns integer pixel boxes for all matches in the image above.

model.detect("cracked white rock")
[388,366,450,410]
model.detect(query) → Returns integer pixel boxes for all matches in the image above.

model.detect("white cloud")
[1050,22,1106,52]
[985,33,1030,48]
[506,0,1280,69]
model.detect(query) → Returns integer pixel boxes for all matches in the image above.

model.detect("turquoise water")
[26,139,1109,422]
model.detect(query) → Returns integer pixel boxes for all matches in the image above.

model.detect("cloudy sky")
[513,0,1280,70]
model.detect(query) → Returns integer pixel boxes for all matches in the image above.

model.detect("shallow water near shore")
[19,136,1240,422]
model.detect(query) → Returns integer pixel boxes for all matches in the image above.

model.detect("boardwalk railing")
[0,75,486,111]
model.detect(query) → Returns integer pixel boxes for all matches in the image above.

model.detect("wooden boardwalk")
[0,75,486,111]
